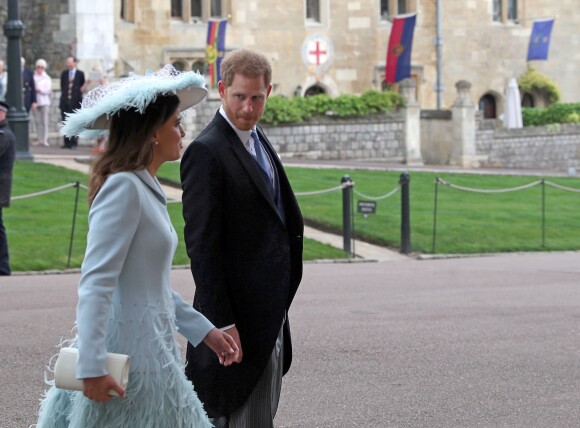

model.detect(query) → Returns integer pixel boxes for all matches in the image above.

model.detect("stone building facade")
[1,1,578,114]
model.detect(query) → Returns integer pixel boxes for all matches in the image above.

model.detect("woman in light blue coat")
[36,66,239,427]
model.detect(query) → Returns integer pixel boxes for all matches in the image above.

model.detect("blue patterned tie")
[251,130,273,186]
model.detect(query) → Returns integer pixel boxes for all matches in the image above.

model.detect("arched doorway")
[171,60,187,71]
[304,84,326,97]
[191,60,206,74]
[521,93,534,108]
[478,94,497,119]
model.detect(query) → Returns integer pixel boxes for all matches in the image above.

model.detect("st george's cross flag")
[206,19,227,87]
[527,18,555,61]
[385,14,417,83]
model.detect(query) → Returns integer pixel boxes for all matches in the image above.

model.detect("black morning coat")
[0,120,15,208]
[180,111,304,417]
[59,69,85,111]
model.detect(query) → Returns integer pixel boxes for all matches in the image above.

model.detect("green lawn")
[5,161,346,272]
[286,168,580,254]
[7,161,580,272]
[161,162,580,253]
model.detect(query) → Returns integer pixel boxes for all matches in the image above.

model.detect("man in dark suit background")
[181,48,304,427]
[21,57,36,112]
[59,56,85,149]
[0,101,16,275]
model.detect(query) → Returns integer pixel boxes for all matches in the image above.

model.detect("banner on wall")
[385,13,417,83]
[527,18,555,61]
[206,19,227,87]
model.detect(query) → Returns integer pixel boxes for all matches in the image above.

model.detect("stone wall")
[192,97,406,160]
[37,86,580,173]
[420,110,453,165]
[476,122,580,171]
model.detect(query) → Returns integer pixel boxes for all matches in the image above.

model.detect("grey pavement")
[2,252,579,427]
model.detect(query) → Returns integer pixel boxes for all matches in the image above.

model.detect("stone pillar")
[399,78,423,165]
[450,80,478,167]
[74,0,117,73]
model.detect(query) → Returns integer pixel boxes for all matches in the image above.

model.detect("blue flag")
[527,18,554,61]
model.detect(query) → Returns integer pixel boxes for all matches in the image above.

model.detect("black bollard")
[341,175,353,256]
[399,172,412,254]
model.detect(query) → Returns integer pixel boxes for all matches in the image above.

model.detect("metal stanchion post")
[399,172,412,254]
[67,181,81,268]
[341,175,353,256]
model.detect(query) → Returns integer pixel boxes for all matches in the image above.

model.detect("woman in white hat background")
[31,59,52,147]
[35,65,239,427]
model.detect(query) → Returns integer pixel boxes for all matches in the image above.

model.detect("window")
[381,1,415,22]
[306,0,320,23]
[210,0,222,17]
[521,93,534,108]
[380,0,389,21]
[120,0,135,22]
[171,0,182,18]
[507,0,517,21]
[304,85,326,97]
[493,0,502,22]
[172,60,187,71]
[174,0,228,21]
[191,0,202,17]
[493,0,518,23]
[191,60,206,74]
[397,0,407,14]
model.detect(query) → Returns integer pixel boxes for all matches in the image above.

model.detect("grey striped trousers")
[211,321,285,428]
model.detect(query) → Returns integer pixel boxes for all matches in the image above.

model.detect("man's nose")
[242,99,253,112]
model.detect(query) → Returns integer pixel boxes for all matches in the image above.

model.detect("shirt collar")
[219,106,252,144]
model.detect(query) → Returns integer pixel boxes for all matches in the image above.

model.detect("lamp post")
[4,0,31,159]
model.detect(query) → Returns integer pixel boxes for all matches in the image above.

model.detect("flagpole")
[435,0,443,110]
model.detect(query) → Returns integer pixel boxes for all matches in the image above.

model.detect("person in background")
[31,59,52,147]
[0,60,7,101]
[181,48,304,428]
[59,56,85,149]
[0,101,16,276]
[21,57,36,112]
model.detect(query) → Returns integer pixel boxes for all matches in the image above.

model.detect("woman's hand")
[203,328,240,366]
[82,374,125,402]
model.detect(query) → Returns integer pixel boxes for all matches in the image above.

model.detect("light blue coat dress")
[37,170,214,427]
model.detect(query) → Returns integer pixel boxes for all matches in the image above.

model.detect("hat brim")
[87,86,208,130]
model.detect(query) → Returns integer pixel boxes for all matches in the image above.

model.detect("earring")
[154,140,159,145]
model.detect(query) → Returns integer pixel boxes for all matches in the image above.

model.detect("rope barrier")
[436,177,542,193]
[353,185,399,200]
[544,180,580,193]
[294,183,347,197]
[10,182,81,201]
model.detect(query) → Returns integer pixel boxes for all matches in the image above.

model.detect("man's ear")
[266,84,272,98]
[218,81,226,98]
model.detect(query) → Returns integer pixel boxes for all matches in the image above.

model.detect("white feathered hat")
[61,64,208,138]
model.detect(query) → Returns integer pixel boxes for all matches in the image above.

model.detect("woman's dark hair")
[88,93,180,204]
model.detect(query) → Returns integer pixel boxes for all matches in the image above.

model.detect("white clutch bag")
[54,347,131,396]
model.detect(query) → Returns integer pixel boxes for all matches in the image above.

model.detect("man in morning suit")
[59,56,85,149]
[21,57,36,112]
[181,49,304,427]
[0,101,16,275]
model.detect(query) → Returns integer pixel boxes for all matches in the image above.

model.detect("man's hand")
[203,328,241,366]
[83,374,125,402]
[222,326,243,363]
